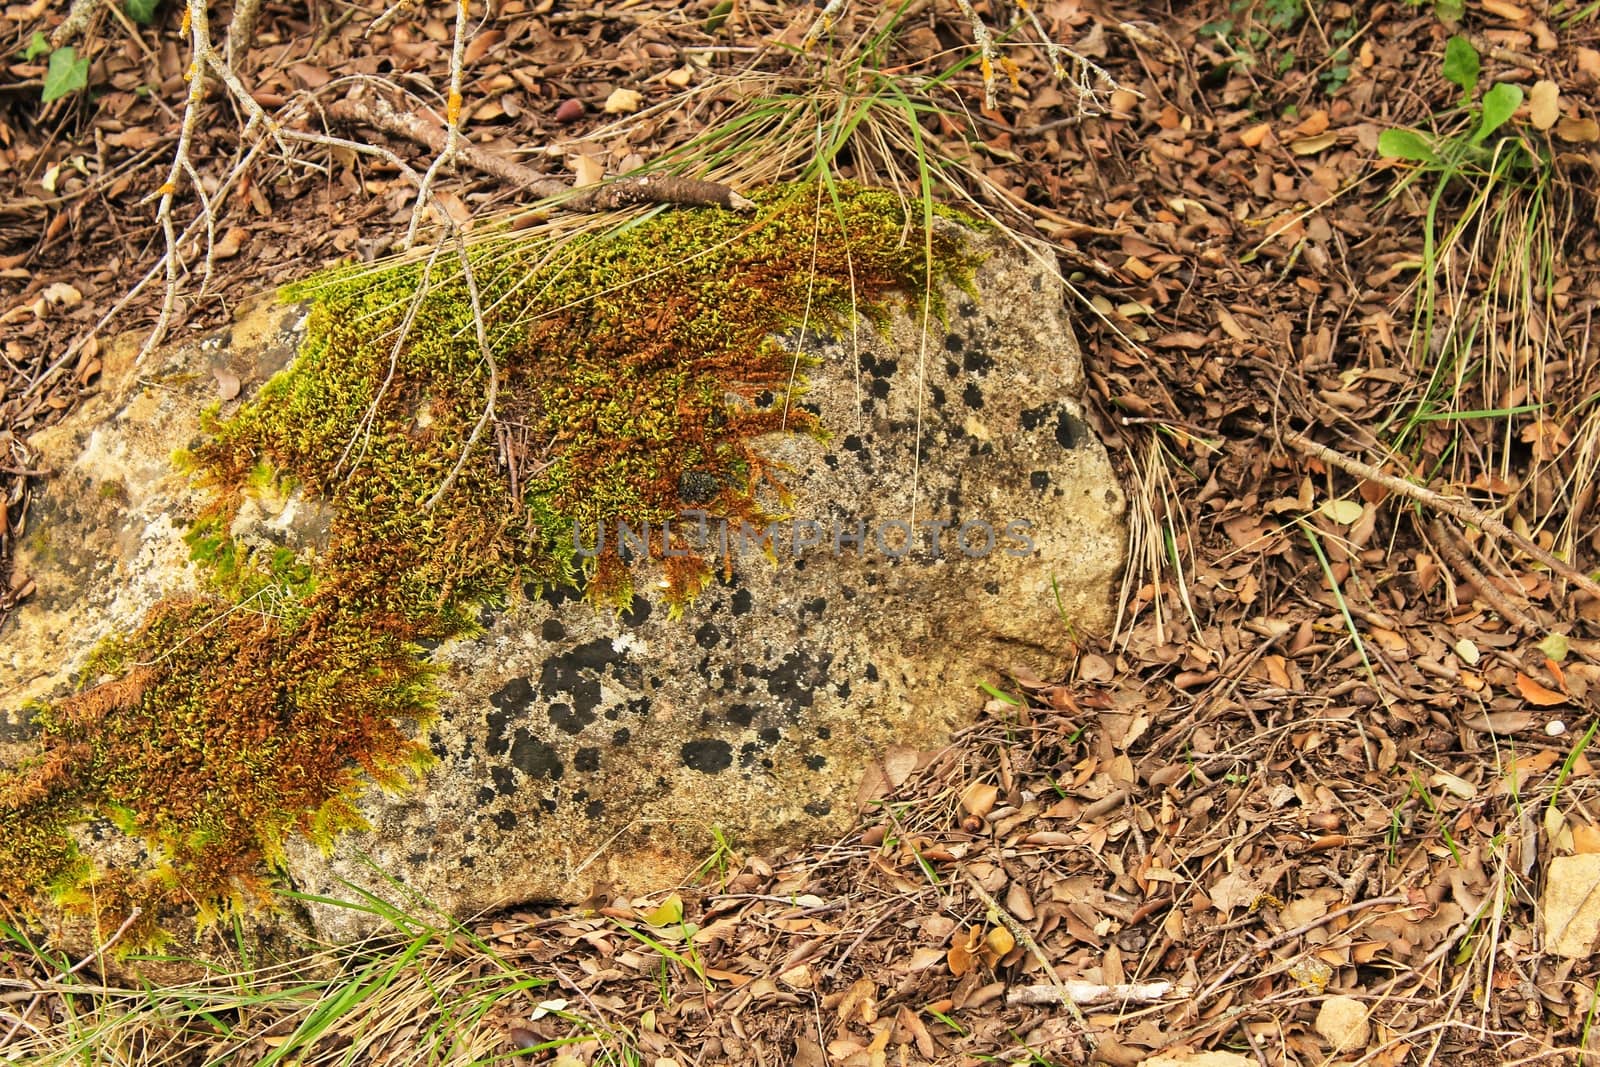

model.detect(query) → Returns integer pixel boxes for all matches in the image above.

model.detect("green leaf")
[1434,0,1465,23]
[1474,82,1523,143]
[704,0,732,31]
[24,30,49,60]
[1538,632,1570,663]
[41,46,89,103]
[1441,35,1479,96]
[125,0,159,25]
[1377,127,1437,162]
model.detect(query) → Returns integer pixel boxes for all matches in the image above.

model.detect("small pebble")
[1547,720,1568,737]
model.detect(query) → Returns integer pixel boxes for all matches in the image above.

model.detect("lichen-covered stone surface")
[0,188,1124,949]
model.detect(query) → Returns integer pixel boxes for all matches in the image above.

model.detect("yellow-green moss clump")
[0,184,980,941]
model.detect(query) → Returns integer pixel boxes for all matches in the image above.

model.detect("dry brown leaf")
[1556,116,1600,142]
[960,780,998,817]
[1515,672,1568,707]
[1529,81,1560,131]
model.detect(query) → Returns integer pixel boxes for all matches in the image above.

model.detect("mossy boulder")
[0,186,1124,950]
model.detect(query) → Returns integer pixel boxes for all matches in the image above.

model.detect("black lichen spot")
[487,677,535,756]
[930,384,946,407]
[549,701,596,736]
[962,382,983,409]
[1030,471,1050,490]
[804,800,832,817]
[695,622,721,649]
[492,810,518,831]
[584,799,605,819]
[959,299,978,318]
[755,389,775,408]
[726,704,756,727]
[1055,409,1088,450]
[679,469,720,504]
[621,596,652,627]
[682,738,733,773]
[491,766,517,796]
[537,638,613,717]
[574,746,601,772]
[805,754,827,770]
[766,649,834,715]
[842,434,863,452]
[869,377,891,400]
[962,347,994,374]
[731,588,753,616]
[944,332,964,353]
[476,786,496,805]
[540,796,558,814]
[541,618,567,642]
[510,732,564,780]
[1020,403,1052,432]
[612,727,631,746]
[759,726,781,744]
[801,596,827,619]
[535,583,583,609]
[816,725,831,739]
[865,663,880,682]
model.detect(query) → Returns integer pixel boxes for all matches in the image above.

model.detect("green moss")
[0,183,981,942]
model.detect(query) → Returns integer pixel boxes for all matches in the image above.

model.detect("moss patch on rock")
[0,184,980,941]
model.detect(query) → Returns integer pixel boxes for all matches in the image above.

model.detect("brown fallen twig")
[1193,894,1408,1007]
[1005,979,1183,1007]
[325,91,756,214]
[1272,426,1600,603]
[1429,519,1547,636]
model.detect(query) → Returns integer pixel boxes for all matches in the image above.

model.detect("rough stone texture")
[1,223,1125,943]
[1314,995,1370,1053]
[1541,853,1600,958]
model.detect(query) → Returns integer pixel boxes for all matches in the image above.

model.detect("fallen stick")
[1273,426,1600,602]
[325,91,756,213]
[1429,519,1546,636]
[1005,980,1181,1007]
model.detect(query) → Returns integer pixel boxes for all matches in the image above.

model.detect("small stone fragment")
[1543,854,1600,957]
[1315,995,1370,1053]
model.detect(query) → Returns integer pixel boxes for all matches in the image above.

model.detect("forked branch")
[325,91,755,214]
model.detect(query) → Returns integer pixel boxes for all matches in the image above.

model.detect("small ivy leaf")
[1442,35,1479,98]
[1474,82,1524,144]
[125,0,159,25]
[42,46,90,103]
[24,30,49,60]
[1377,128,1437,162]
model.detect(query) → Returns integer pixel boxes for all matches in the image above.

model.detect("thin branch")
[1429,520,1547,637]
[1194,895,1408,1007]
[1273,426,1600,602]
[1005,980,1182,1007]
[325,91,756,213]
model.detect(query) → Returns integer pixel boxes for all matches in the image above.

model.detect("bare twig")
[1273,426,1600,602]
[965,874,1096,1053]
[1194,894,1408,1007]
[1429,520,1547,636]
[325,91,755,214]
[1005,980,1182,1007]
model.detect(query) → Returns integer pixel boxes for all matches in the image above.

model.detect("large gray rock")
[0,199,1124,946]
